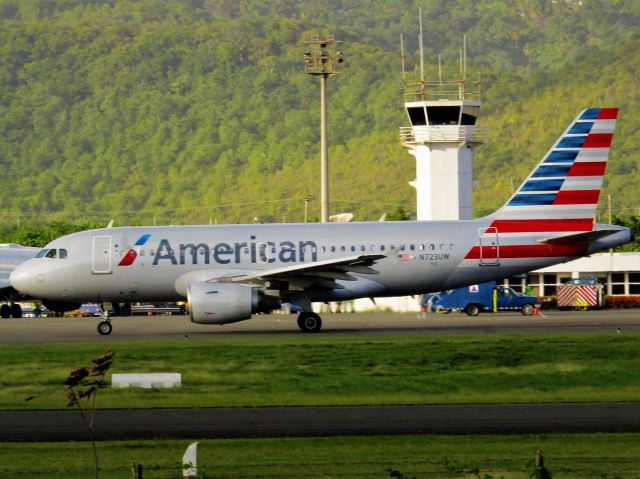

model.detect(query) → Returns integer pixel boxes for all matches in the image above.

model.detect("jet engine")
[187,282,280,325]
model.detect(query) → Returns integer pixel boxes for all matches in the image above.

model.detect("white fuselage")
[10,220,628,306]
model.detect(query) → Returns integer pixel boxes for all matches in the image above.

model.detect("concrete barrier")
[112,373,181,388]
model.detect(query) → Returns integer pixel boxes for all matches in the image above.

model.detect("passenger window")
[429,244,435,251]
[380,245,386,252]
[321,246,326,253]
[360,245,365,252]
[59,249,67,259]
[351,246,356,252]
[341,246,346,252]
[330,246,336,253]
[410,245,415,251]
[36,249,48,258]
[45,249,57,259]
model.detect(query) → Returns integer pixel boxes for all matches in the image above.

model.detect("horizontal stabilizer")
[539,228,624,244]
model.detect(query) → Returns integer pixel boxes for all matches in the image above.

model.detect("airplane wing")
[223,253,386,290]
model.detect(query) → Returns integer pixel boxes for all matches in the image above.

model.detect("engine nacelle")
[188,282,259,325]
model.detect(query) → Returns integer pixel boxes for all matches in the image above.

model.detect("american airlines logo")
[118,234,151,266]
[119,234,319,266]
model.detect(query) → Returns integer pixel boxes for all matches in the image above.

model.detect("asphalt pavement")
[3,403,640,441]
[1,309,640,343]
[2,310,640,442]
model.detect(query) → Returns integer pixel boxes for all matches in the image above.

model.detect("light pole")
[304,34,343,223]
[304,195,314,223]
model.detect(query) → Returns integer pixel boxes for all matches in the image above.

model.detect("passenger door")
[92,236,112,274]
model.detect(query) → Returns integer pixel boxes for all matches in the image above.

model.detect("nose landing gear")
[97,309,113,335]
[97,320,112,335]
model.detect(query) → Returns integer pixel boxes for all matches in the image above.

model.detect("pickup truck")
[430,281,540,316]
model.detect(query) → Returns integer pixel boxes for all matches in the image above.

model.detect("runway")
[1,309,640,343]
[2,310,640,442]
[2,402,640,442]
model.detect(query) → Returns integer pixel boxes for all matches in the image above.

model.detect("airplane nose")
[10,263,38,295]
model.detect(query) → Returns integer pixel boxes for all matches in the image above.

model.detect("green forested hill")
[0,0,638,227]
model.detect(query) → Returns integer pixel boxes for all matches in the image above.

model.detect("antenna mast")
[400,33,406,82]
[418,7,425,93]
[463,33,467,80]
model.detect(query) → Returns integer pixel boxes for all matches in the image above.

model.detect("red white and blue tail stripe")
[490,107,617,231]
[465,108,618,263]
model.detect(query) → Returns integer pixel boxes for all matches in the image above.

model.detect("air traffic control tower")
[399,35,484,221]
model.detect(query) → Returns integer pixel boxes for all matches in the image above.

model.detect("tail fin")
[489,108,618,233]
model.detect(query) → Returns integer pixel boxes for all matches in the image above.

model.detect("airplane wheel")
[0,304,10,318]
[465,304,480,317]
[297,312,322,333]
[97,321,112,336]
[11,304,22,318]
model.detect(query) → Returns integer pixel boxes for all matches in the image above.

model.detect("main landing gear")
[297,311,322,333]
[0,303,22,318]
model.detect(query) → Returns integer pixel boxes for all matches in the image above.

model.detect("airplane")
[10,108,633,335]
[0,243,41,318]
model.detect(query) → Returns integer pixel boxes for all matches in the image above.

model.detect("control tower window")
[407,107,427,126]
[426,106,460,125]
[460,113,477,125]
[461,105,479,125]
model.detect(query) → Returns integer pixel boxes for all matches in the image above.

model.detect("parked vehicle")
[130,302,183,315]
[557,278,604,310]
[64,304,103,317]
[430,281,540,316]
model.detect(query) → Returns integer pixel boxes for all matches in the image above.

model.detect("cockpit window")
[37,248,67,259]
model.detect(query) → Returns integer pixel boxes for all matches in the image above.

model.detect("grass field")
[1,433,640,478]
[3,333,640,478]
[1,332,639,410]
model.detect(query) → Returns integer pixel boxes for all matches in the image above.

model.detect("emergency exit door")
[478,227,500,265]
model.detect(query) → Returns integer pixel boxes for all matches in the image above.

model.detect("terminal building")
[511,252,640,298]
